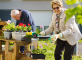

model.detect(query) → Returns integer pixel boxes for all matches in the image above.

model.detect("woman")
[40,0,82,60]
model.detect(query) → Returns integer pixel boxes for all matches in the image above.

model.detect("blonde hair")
[11,9,19,16]
[51,0,63,8]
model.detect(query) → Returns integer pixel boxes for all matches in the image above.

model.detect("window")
[36,26,43,32]
[44,26,48,30]
[36,26,40,30]
[0,10,11,21]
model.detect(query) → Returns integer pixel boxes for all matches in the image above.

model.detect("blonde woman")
[40,0,82,60]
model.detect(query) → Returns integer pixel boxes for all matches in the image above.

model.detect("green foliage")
[64,0,82,25]
[25,32,33,39]
[35,28,41,35]
[15,24,28,32]
[23,26,28,31]
[64,0,80,5]
[38,39,55,60]
[32,49,47,54]
[77,15,82,25]
[27,25,32,31]
[15,25,21,31]
[0,36,4,39]
[65,6,81,23]
[78,39,82,43]
[80,0,82,2]
[5,23,16,32]
[38,39,82,60]
[1,31,4,36]
[35,25,43,35]
[76,6,82,24]
[72,55,82,60]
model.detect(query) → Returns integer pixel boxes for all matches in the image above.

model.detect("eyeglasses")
[53,7,60,10]
[13,15,18,20]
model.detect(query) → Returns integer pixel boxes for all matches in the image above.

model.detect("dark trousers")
[54,39,76,60]
[20,46,25,53]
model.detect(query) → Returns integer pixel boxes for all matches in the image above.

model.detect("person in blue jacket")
[11,9,35,54]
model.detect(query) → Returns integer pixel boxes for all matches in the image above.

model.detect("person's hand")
[50,34,60,42]
[40,31,45,36]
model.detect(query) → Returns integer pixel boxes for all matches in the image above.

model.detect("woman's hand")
[40,31,45,36]
[50,34,60,42]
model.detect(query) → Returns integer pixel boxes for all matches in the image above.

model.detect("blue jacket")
[16,9,35,32]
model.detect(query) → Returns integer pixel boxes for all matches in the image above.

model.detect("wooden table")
[0,39,33,60]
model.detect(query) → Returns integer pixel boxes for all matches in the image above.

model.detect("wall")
[0,0,70,10]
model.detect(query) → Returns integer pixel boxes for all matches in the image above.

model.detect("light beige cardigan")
[44,8,82,45]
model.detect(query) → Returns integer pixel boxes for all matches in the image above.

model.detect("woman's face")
[53,4,62,14]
